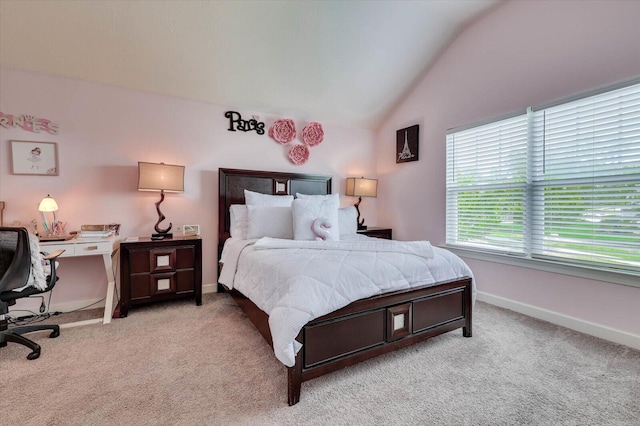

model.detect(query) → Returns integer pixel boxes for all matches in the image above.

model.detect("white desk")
[40,236,117,325]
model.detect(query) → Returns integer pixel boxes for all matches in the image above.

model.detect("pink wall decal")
[0,112,59,134]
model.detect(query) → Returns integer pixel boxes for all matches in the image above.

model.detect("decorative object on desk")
[137,161,185,240]
[396,124,419,163]
[183,224,200,236]
[108,223,121,235]
[10,140,59,175]
[38,195,67,239]
[345,177,378,231]
[81,224,110,231]
[77,225,114,239]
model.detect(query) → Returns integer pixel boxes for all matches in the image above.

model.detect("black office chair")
[0,227,64,360]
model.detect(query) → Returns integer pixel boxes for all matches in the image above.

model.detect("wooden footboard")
[227,277,472,405]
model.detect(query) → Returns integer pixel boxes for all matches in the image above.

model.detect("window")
[446,79,640,274]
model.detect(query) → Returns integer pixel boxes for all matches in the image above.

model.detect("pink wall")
[376,0,640,335]
[0,67,377,309]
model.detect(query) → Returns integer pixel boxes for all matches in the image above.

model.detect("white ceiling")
[0,0,500,129]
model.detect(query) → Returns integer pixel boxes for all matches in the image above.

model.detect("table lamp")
[38,194,59,236]
[345,177,378,230]
[138,161,185,239]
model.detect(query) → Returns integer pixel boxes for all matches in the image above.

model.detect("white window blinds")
[446,78,640,273]
[446,114,528,254]
[530,83,640,270]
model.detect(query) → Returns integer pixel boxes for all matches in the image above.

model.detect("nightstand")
[357,227,392,240]
[117,236,202,318]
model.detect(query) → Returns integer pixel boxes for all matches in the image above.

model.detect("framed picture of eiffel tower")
[396,124,419,163]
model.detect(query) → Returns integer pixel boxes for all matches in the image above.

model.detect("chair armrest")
[42,250,64,289]
[42,250,65,261]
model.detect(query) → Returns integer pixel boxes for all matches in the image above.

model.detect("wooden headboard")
[218,168,332,259]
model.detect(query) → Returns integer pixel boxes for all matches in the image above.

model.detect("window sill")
[442,245,640,289]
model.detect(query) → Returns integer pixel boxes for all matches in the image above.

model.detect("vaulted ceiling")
[0,0,500,129]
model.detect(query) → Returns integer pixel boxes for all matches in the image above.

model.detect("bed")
[217,168,474,405]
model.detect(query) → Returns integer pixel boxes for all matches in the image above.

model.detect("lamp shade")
[345,177,378,198]
[38,195,59,212]
[138,162,185,193]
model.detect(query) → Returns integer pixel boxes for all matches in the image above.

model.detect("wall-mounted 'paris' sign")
[396,124,419,163]
[225,111,265,135]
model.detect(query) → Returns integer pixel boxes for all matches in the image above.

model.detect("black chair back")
[0,227,32,295]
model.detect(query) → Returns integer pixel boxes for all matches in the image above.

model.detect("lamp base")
[357,224,368,231]
[151,232,173,240]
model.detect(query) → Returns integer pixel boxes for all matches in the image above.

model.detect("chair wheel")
[50,329,60,338]
[27,350,41,360]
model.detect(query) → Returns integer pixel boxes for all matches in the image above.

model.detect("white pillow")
[296,193,357,235]
[229,204,248,239]
[244,189,293,206]
[338,206,358,236]
[247,206,293,239]
[296,193,335,201]
[291,194,340,241]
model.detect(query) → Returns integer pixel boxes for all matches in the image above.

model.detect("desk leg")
[102,253,116,324]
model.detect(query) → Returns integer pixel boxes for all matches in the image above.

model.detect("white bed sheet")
[219,234,475,367]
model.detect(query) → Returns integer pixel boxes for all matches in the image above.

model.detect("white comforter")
[219,234,475,367]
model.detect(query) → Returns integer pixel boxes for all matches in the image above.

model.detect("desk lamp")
[345,177,378,230]
[137,161,185,239]
[38,195,59,236]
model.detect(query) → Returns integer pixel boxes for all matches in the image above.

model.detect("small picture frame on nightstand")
[184,224,200,236]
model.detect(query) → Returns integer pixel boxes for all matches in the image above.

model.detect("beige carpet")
[2,293,639,425]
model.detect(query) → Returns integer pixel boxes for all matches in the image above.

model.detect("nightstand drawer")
[130,270,196,301]
[150,248,177,272]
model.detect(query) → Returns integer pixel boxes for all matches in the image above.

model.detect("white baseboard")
[47,297,106,313]
[203,283,218,294]
[477,291,640,351]
[45,283,220,314]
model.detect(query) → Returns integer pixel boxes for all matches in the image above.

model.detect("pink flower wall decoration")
[269,118,296,144]
[302,122,324,146]
[288,144,309,165]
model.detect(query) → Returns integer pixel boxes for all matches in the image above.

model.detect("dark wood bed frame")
[218,168,473,405]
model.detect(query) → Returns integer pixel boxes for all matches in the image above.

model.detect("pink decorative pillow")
[311,218,332,241]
